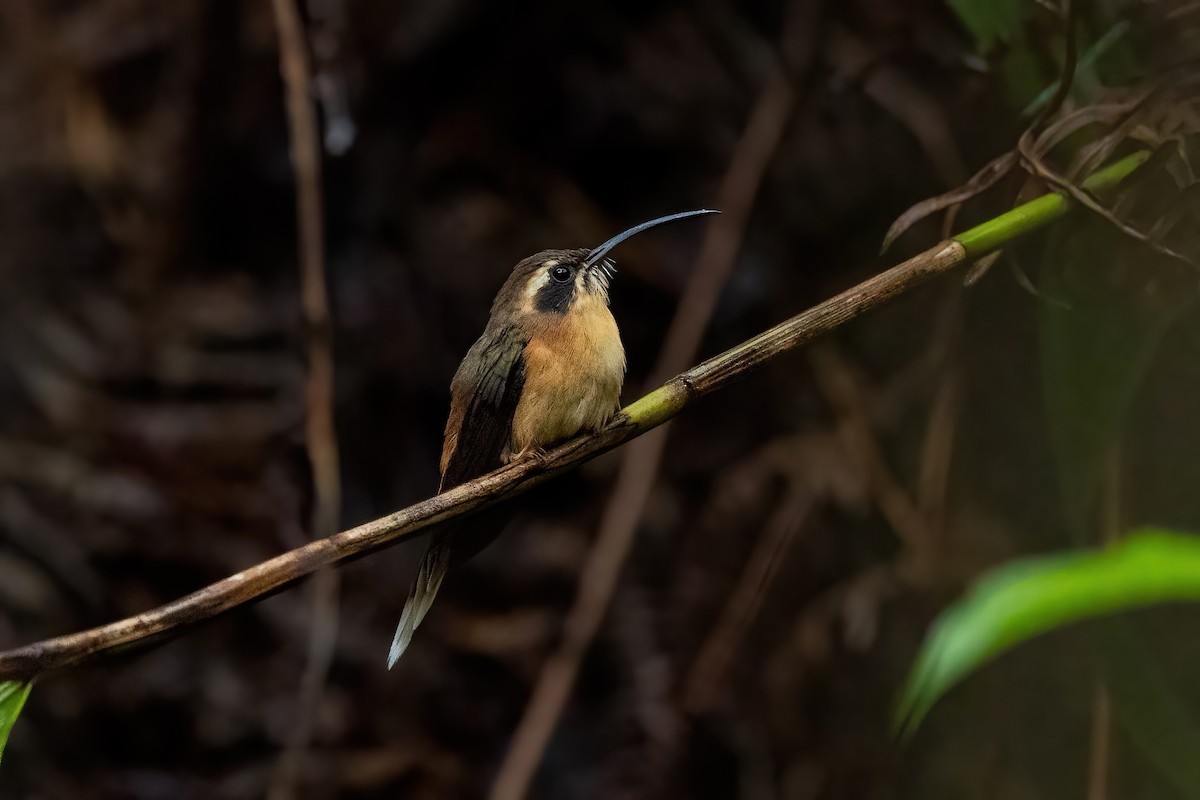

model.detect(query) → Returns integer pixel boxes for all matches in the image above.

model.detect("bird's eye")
[550,265,573,283]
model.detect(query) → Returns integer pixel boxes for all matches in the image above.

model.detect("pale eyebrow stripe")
[525,269,551,297]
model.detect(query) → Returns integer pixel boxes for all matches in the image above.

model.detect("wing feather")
[439,324,527,492]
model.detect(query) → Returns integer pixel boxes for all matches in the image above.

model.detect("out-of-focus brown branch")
[1088,438,1123,799]
[267,1,342,797]
[1088,683,1112,800]
[489,19,808,798]
[808,345,934,574]
[682,488,813,713]
[823,26,967,189]
[274,0,338,546]
[915,300,961,552]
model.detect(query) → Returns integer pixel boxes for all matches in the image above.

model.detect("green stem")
[955,150,1151,257]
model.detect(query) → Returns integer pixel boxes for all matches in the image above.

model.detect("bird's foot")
[513,446,552,469]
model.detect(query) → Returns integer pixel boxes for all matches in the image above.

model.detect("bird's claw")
[515,447,552,469]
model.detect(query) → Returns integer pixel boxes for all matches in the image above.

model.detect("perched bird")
[387,209,717,668]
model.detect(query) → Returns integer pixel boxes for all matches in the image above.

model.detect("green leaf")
[0,680,32,763]
[895,529,1200,737]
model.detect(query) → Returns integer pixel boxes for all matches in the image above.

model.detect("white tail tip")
[386,542,450,669]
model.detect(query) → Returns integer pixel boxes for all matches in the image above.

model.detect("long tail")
[387,538,451,669]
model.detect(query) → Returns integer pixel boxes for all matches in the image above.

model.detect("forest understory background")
[1,0,1200,798]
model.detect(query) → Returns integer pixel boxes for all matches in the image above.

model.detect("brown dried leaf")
[962,249,1003,287]
[880,151,1017,254]
[1034,97,1146,157]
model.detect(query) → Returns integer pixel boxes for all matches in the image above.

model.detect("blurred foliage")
[0,682,31,765]
[946,0,1026,51]
[897,529,1200,736]
[896,2,1200,794]
[897,7,1200,787]
[1040,215,1194,538]
[948,0,1141,109]
[1103,621,1200,799]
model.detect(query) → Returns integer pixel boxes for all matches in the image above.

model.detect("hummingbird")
[388,209,718,668]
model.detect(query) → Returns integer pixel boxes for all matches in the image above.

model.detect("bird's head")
[494,210,718,320]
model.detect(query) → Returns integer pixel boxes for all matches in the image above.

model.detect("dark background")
[1,0,1199,798]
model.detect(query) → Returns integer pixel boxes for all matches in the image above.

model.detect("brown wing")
[439,323,527,492]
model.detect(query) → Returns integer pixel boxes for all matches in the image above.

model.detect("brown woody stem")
[0,150,1149,681]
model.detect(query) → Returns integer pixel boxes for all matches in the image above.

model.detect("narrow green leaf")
[1021,22,1131,117]
[0,680,32,763]
[895,529,1200,737]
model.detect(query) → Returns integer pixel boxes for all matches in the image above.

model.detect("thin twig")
[763,563,897,687]
[0,150,1150,683]
[1086,439,1127,799]
[1087,446,1122,800]
[882,151,1018,255]
[267,1,342,797]
[808,345,934,573]
[681,488,813,713]
[915,301,960,552]
[489,34,801,800]
[1033,0,1079,133]
[824,26,967,188]
[1087,683,1111,800]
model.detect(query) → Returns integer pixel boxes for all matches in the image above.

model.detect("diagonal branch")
[0,151,1150,684]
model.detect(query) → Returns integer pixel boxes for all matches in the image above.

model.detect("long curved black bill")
[583,209,719,268]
